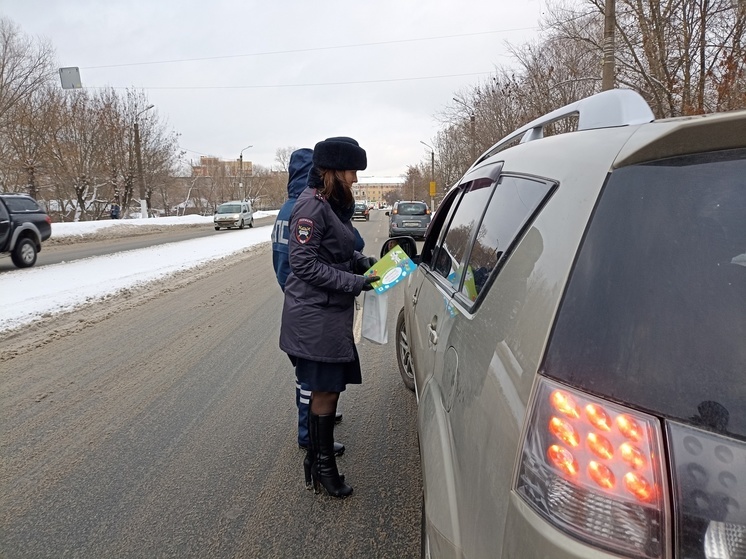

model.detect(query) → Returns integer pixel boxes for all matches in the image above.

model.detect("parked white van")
[214,200,254,230]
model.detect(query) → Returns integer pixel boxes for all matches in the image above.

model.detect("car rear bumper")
[390,225,427,238]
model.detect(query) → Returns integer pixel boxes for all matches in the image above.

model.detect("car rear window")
[397,202,427,215]
[544,148,746,440]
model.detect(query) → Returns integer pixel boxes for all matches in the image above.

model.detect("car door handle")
[428,324,438,346]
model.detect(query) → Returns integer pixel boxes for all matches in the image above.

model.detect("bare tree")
[416,0,744,191]
[47,90,111,220]
[544,0,746,116]
[3,86,62,199]
[274,146,298,173]
[247,164,287,210]
[0,18,55,126]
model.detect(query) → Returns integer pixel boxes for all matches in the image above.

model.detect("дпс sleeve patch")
[295,217,314,244]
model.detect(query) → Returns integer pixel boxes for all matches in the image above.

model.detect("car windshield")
[397,203,427,215]
[217,204,241,214]
[544,148,746,440]
[355,203,366,210]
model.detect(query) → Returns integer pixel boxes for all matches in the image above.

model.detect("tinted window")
[4,197,39,212]
[419,188,464,268]
[432,178,494,290]
[458,175,554,302]
[544,149,746,439]
[397,202,427,215]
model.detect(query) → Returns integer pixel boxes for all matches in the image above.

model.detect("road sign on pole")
[59,67,82,90]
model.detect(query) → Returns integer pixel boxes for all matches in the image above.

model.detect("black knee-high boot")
[309,412,353,498]
[303,414,343,490]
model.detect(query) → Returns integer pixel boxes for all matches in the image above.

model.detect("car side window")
[431,177,496,290]
[457,174,555,305]
[419,188,462,267]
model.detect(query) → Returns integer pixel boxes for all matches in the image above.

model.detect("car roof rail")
[474,89,655,166]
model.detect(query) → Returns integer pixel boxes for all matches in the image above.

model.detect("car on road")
[352,201,370,221]
[0,193,52,268]
[383,89,746,559]
[214,200,253,230]
[386,200,430,239]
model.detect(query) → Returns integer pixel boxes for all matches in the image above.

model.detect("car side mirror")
[380,236,418,260]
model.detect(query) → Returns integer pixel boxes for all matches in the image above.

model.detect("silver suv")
[386,200,431,239]
[383,90,745,559]
[214,200,253,230]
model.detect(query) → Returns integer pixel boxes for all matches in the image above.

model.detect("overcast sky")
[3,0,546,177]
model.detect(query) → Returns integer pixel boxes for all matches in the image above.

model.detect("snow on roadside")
[50,211,277,240]
[0,212,279,334]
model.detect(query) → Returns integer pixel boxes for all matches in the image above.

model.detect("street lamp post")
[239,145,253,201]
[420,141,436,212]
[453,97,477,162]
[134,104,155,219]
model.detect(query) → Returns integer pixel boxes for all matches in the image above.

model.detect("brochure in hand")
[364,245,418,294]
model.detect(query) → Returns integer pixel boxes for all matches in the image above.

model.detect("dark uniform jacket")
[279,181,368,363]
[271,149,365,291]
[271,149,313,290]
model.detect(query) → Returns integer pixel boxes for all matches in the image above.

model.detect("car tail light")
[667,421,746,559]
[515,376,669,558]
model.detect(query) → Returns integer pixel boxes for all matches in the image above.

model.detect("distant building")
[191,156,252,178]
[353,175,404,206]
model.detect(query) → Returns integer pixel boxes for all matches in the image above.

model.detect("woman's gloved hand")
[355,255,379,274]
[361,275,380,291]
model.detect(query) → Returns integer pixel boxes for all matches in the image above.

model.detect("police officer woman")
[279,137,378,498]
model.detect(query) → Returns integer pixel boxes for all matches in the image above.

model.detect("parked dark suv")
[0,194,52,268]
[386,200,430,239]
[383,89,746,559]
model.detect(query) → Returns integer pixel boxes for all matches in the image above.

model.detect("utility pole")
[602,0,616,91]
[453,97,477,162]
[420,141,436,212]
[239,144,252,201]
[134,104,154,218]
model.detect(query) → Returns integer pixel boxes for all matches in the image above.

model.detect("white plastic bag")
[353,296,363,343]
[362,290,389,344]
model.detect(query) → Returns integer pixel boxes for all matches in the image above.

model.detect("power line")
[89,71,496,91]
[81,27,539,70]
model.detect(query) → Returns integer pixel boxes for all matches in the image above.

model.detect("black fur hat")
[313,136,367,171]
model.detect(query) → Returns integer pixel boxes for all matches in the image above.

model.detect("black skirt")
[288,346,362,393]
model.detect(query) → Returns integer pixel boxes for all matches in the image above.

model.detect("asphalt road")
[0,211,423,558]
